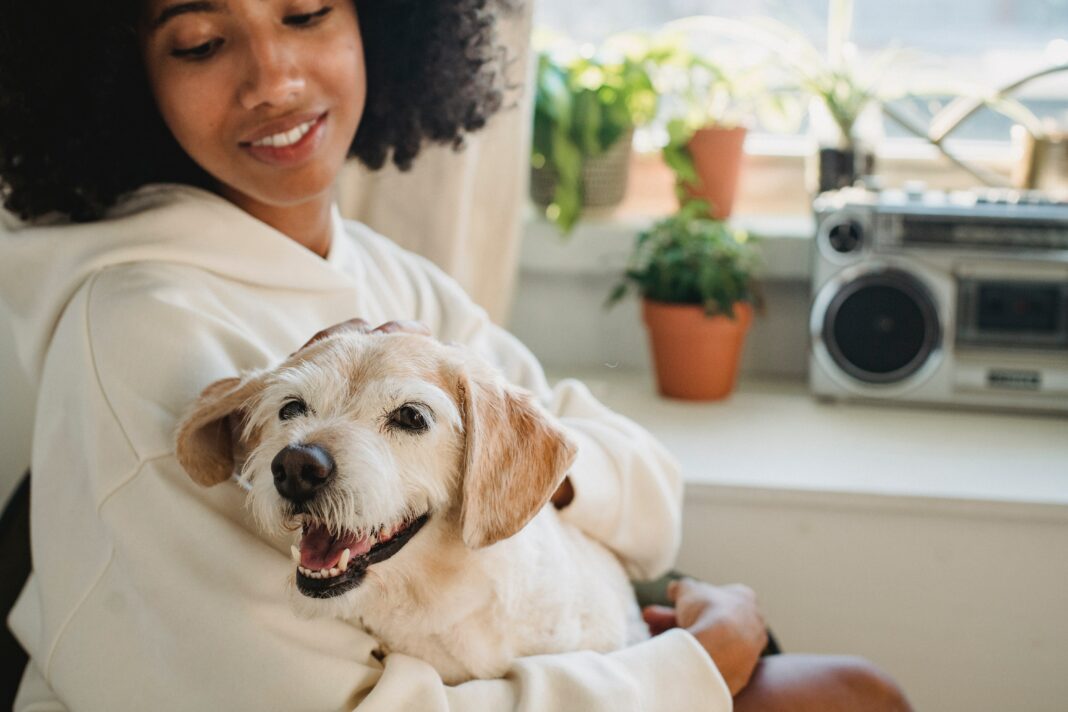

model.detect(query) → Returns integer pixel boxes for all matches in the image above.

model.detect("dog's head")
[175,332,576,605]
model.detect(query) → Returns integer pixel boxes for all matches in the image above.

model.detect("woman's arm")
[344,232,686,580]
[11,263,731,711]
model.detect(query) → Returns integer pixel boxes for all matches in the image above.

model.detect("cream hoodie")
[0,184,730,712]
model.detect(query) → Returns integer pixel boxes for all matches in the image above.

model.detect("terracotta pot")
[642,299,753,401]
[683,125,747,220]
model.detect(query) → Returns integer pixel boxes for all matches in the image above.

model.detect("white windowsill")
[558,367,1068,516]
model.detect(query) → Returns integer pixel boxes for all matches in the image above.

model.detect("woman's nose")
[238,35,306,110]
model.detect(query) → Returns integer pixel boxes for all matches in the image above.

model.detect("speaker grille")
[823,270,940,384]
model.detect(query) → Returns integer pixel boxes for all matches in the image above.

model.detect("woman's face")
[140,0,365,212]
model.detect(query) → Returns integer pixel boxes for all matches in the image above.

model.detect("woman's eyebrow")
[151,1,221,31]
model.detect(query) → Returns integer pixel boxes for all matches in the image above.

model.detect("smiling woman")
[0,0,509,224]
[0,1,915,710]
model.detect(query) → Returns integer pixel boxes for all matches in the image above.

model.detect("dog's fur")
[175,332,645,683]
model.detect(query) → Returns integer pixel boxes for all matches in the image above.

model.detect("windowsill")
[557,367,1068,514]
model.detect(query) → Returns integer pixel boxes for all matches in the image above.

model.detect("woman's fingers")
[296,319,432,354]
[370,320,432,336]
[298,318,374,352]
[642,605,679,636]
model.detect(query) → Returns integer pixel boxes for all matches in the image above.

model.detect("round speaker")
[820,269,941,385]
[827,220,863,254]
[817,212,869,263]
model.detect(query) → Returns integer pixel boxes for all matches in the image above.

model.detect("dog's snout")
[271,444,336,502]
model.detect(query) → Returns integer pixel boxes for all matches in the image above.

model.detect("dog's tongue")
[299,524,372,570]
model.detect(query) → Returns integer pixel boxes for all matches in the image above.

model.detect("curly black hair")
[0,0,517,222]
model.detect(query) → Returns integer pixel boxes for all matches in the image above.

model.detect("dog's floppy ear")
[458,371,577,549]
[175,374,265,487]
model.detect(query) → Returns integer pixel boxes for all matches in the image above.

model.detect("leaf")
[605,282,629,309]
[573,91,604,156]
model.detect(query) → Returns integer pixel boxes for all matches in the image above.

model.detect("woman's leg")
[734,654,913,712]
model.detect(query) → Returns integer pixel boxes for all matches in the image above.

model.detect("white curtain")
[338,1,535,324]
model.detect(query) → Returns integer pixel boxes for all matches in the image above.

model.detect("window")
[534,0,1068,145]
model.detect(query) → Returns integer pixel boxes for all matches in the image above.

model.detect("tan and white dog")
[175,331,645,683]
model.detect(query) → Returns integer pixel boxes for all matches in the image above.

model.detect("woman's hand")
[642,578,768,696]
[296,318,432,353]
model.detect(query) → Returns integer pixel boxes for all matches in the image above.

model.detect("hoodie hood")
[0,183,354,387]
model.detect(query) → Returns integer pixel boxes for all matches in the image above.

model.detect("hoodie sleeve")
[360,238,683,581]
[11,262,730,712]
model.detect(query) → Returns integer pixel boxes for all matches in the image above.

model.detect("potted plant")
[531,39,658,234]
[607,201,762,401]
[719,1,900,192]
[658,5,908,194]
[646,36,766,219]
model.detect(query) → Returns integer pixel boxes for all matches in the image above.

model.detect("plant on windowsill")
[645,35,777,220]
[606,200,762,401]
[531,38,658,234]
[660,2,908,194]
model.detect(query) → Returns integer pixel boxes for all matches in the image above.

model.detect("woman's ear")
[457,370,577,550]
[175,374,265,487]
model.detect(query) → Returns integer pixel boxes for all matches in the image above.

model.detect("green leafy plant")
[657,47,752,198]
[626,30,795,201]
[607,201,762,319]
[532,41,658,233]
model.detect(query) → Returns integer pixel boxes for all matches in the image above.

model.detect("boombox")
[809,186,1068,414]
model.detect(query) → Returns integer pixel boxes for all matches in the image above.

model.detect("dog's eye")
[279,399,309,421]
[388,404,430,432]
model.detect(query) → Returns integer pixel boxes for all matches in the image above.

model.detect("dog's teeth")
[328,567,340,577]
[290,545,301,564]
[340,548,351,571]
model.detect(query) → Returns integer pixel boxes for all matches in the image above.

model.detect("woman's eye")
[284,6,333,27]
[388,404,430,433]
[279,399,309,421]
[171,38,224,60]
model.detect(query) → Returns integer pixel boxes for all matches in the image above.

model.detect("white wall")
[509,266,812,379]
[678,487,1068,712]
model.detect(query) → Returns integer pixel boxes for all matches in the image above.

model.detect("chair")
[1,472,30,709]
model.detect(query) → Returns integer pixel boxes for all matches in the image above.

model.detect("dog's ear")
[458,371,577,549]
[175,374,265,487]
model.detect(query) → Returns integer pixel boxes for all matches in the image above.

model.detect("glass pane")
[534,0,1068,142]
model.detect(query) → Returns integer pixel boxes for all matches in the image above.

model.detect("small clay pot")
[682,125,748,220]
[642,299,753,401]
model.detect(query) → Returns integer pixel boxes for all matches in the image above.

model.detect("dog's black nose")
[271,444,335,502]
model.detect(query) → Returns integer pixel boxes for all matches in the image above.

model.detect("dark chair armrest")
[1,472,31,708]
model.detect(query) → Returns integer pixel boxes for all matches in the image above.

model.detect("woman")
[0,1,909,710]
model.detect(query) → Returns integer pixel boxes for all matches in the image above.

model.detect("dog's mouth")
[292,513,430,599]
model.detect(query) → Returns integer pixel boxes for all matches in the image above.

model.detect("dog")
[175,331,646,683]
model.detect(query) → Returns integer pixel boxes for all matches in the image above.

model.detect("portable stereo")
[809,186,1068,413]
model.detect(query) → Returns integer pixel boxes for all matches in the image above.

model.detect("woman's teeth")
[251,118,316,148]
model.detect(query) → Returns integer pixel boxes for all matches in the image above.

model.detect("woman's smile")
[240,110,329,167]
